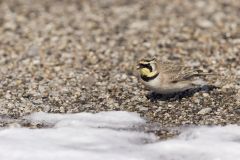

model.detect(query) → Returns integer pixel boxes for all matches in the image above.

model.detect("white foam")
[0,111,240,160]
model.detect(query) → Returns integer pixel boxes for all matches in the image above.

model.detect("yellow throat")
[140,68,158,77]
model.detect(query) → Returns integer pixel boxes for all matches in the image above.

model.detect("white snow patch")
[24,111,145,129]
[0,111,240,160]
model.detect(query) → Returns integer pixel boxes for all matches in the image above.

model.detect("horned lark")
[136,57,213,94]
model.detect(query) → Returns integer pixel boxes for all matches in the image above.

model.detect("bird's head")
[137,57,158,78]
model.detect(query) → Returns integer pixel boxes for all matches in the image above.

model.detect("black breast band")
[141,73,159,82]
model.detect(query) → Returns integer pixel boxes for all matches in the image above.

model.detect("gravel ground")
[0,0,239,138]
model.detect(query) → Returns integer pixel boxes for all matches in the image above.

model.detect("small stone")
[155,107,162,112]
[222,84,234,89]
[5,92,11,99]
[139,106,148,111]
[235,109,240,114]
[27,44,39,57]
[42,105,51,112]
[143,42,151,48]
[193,97,201,104]
[60,107,65,113]
[32,59,41,65]
[158,101,165,105]
[197,19,213,28]
[202,93,209,97]
[32,99,43,105]
[121,74,127,80]
[198,108,212,115]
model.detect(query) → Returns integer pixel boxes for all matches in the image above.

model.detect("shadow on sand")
[146,85,218,102]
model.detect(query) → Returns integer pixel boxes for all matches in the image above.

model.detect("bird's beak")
[136,64,140,70]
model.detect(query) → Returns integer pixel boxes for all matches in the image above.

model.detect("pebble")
[32,99,43,105]
[222,84,234,90]
[139,107,148,111]
[5,92,11,99]
[198,108,212,115]
[197,19,213,28]
[202,93,210,98]
[155,107,162,112]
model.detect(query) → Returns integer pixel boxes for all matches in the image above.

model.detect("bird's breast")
[142,74,161,90]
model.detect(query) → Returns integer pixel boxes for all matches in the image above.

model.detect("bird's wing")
[170,69,204,83]
[158,61,187,73]
[158,61,206,83]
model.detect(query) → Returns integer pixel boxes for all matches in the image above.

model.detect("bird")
[136,57,214,95]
